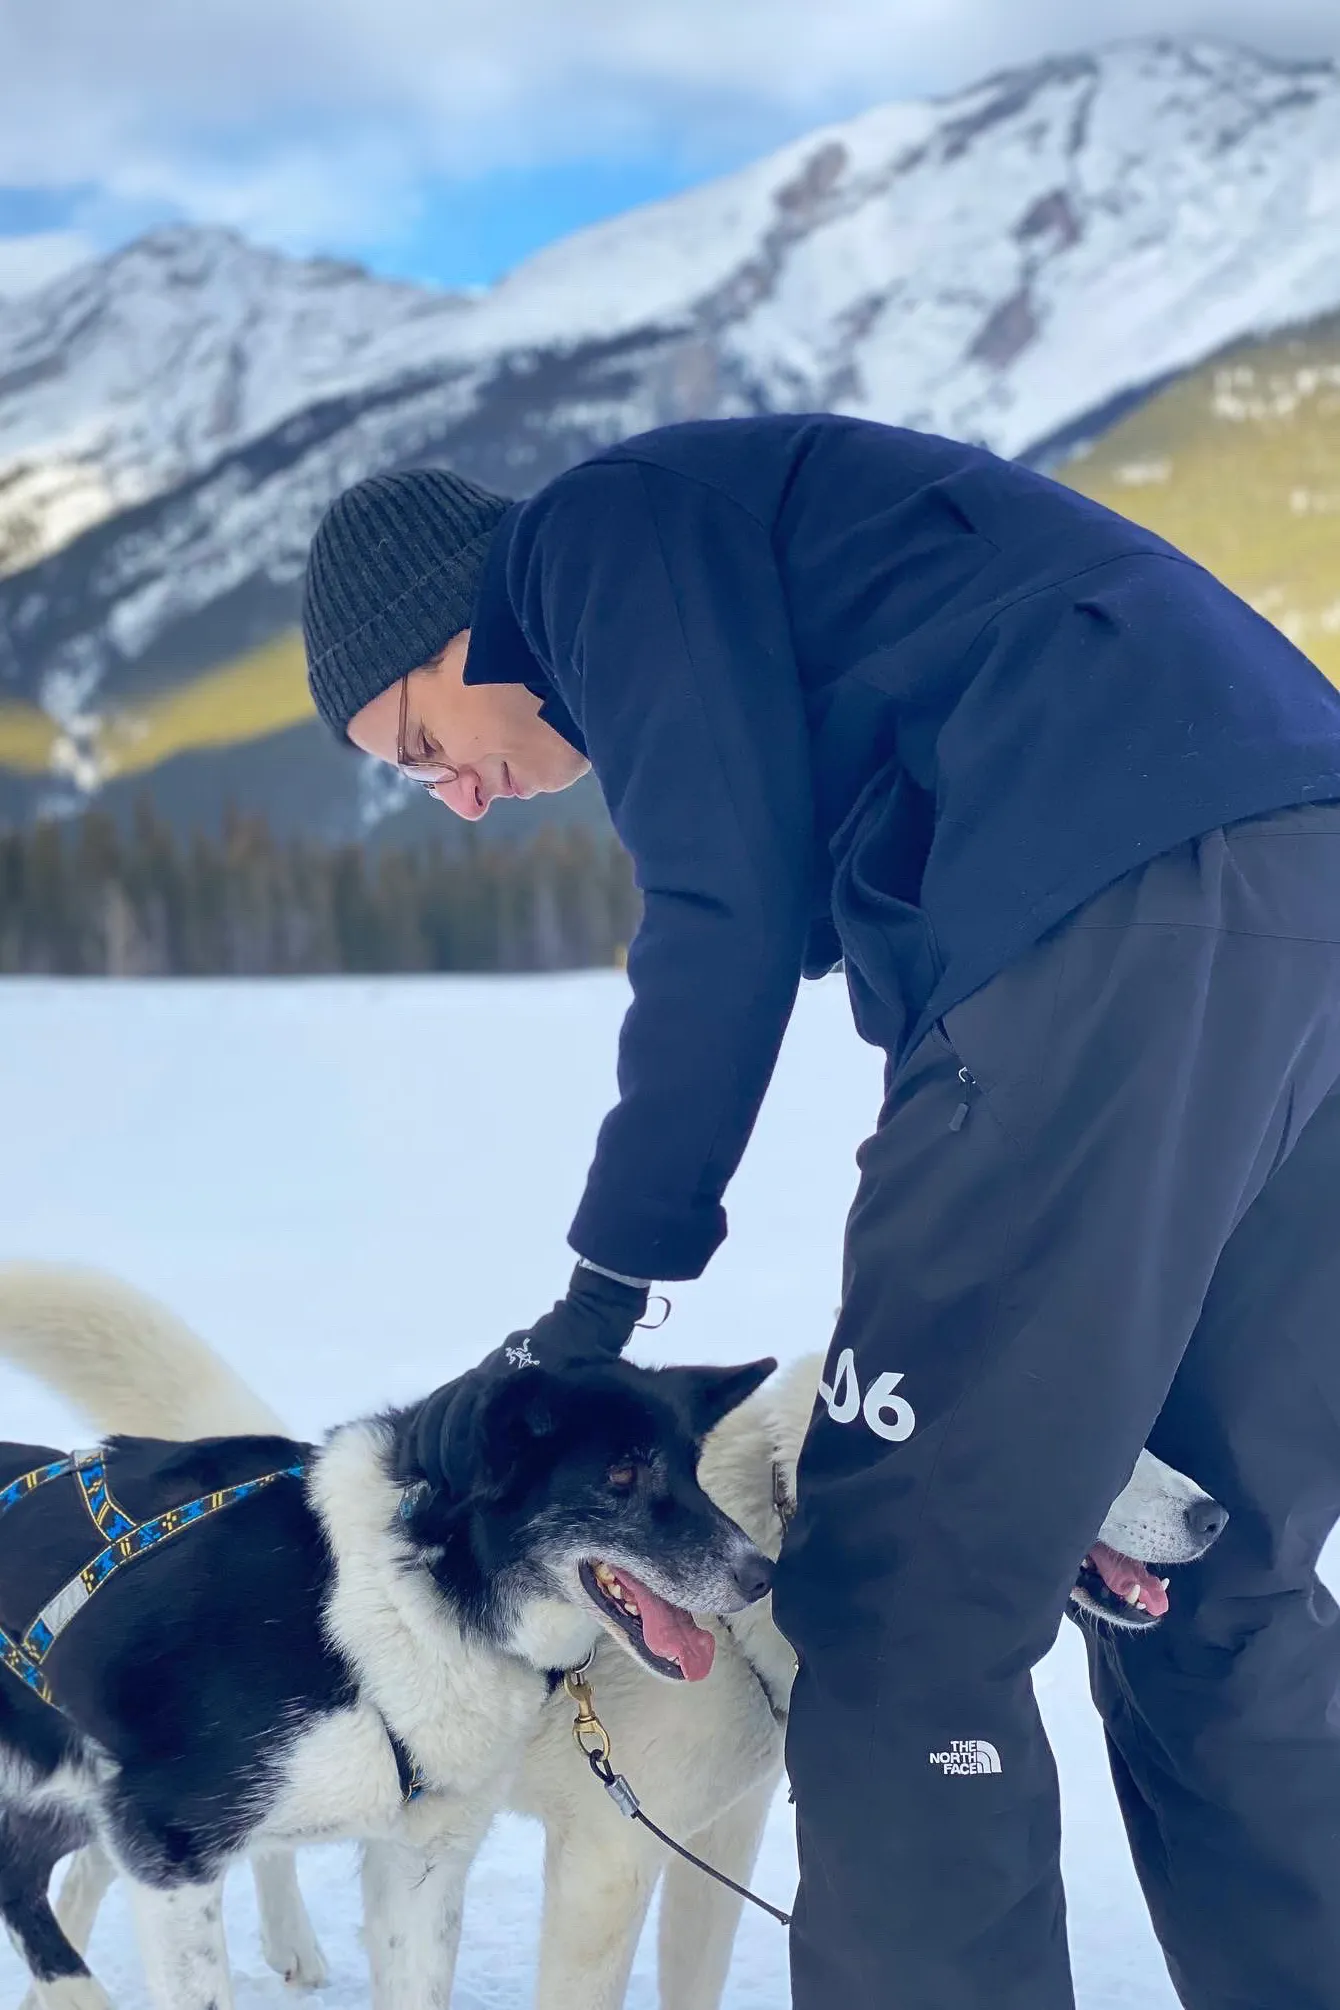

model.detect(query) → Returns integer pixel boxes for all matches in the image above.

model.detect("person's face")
[346,629,590,821]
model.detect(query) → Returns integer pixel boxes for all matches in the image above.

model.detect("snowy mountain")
[1,36,1339,839]
[0,236,476,576]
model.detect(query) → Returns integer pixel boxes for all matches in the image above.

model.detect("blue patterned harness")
[0,1449,304,1710]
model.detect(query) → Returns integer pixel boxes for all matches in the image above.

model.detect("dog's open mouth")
[579,1559,716,1682]
[1073,1541,1171,1629]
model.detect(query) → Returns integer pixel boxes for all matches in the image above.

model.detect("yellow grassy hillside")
[0,631,313,780]
[97,632,313,777]
[1057,316,1340,686]
[0,702,58,773]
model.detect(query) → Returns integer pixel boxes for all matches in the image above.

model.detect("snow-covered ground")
[0,970,1326,2006]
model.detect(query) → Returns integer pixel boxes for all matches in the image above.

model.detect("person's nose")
[433,771,489,819]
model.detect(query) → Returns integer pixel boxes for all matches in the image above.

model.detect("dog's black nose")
[732,1550,773,1604]
[1188,1498,1229,1545]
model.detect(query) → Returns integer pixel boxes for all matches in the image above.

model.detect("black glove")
[508,1262,649,1366]
[410,1265,649,1492]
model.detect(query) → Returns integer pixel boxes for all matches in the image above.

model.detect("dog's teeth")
[1159,1578,1170,1591]
[593,1561,642,1616]
[1124,1584,1144,1607]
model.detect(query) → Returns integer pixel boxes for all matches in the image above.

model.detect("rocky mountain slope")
[1,36,1337,841]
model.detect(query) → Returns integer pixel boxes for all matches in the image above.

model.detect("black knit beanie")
[302,467,513,739]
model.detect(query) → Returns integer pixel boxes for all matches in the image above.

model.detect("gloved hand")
[505,1262,649,1367]
[410,1264,650,1492]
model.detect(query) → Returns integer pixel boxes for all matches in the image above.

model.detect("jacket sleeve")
[507,458,816,1281]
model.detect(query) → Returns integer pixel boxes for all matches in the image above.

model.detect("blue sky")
[1,0,1337,299]
[358,161,738,291]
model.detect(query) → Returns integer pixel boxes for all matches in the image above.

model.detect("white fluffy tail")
[0,1263,286,1440]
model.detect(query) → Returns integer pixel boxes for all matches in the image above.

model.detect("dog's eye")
[606,1463,637,1491]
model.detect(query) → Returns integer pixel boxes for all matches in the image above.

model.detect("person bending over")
[301,413,1340,2010]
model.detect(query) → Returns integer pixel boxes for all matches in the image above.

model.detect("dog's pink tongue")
[1088,1543,1169,1616]
[616,1568,716,1681]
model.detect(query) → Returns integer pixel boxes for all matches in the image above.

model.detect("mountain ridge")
[2,35,1338,842]
[6,38,1340,575]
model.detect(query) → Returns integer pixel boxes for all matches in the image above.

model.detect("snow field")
[0,971,1329,2005]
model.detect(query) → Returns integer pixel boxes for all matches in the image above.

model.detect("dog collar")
[383,1720,428,1803]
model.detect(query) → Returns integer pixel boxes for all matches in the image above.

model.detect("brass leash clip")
[564,1664,612,1765]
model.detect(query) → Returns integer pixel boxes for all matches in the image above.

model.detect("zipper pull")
[949,1064,977,1132]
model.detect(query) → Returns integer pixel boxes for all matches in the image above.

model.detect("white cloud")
[0,230,96,298]
[0,1,1337,256]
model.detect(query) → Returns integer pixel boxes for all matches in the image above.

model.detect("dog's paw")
[254,1851,330,1990]
[261,1924,331,1990]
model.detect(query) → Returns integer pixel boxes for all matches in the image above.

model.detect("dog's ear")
[655,1359,778,1440]
[416,1366,559,1505]
[470,1370,561,1498]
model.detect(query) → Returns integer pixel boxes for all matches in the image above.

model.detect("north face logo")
[929,1740,1002,1776]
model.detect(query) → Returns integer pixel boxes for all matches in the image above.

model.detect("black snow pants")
[773,801,1340,2010]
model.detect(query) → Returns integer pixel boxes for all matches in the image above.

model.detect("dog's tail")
[0,1263,286,1439]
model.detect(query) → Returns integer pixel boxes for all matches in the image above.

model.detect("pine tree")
[0,803,638,979]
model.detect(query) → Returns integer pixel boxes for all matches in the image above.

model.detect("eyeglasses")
[395,673,459,794]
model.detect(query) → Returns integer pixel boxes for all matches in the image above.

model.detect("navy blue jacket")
[466,415,1340,1281]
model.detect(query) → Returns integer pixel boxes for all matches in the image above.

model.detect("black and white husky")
[0,1267,1227,2010]
[0,1265,774,2010]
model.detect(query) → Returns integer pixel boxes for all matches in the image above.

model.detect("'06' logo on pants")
[819,1347,916,1442]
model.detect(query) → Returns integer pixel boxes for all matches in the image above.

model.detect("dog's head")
[1069,1448,1228,1631]
[769,1359,1228,1638]
[402,1355,777,1681]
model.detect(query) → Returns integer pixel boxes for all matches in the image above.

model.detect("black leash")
[581,1744,792,1927]
[563,1661,792,1930]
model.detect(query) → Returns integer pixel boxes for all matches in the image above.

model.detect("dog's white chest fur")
[257,1423,551,1848]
